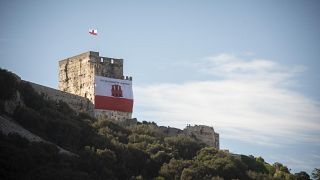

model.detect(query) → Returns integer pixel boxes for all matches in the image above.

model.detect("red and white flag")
[89,29,98,36]
[94,76,133,112]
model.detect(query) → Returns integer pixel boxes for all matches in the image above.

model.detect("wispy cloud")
[198,53,305,84]
[134,53,320,146]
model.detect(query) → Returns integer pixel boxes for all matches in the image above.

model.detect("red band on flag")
[95,95,133,112]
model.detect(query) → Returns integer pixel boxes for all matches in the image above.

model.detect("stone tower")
[58,51,133,120]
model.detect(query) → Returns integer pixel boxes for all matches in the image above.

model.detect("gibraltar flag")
[89,29,98,36]
[94,76,133,112]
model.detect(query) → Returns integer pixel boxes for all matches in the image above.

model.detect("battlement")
[58,51,125,81]
[94,57,132,80]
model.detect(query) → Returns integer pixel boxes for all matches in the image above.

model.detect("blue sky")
[1,0,319,174]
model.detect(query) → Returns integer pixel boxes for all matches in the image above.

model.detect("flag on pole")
[89,29,98,36]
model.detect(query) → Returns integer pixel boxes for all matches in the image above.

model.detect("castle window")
[111,59,114,64]
[100,58,104,63]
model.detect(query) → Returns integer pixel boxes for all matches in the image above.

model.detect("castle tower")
[58,51,133,120]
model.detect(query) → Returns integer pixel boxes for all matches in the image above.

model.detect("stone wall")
[26,81,132,121]
[58,52,95,104]
[183,125,220,149]
[158,124,220,149]
[29,81,94,115]
[94,109,132,121]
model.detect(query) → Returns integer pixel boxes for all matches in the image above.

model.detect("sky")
[1,0,320,174]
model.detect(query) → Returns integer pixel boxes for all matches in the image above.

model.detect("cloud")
[198,53,305,84]
[133,53,320,146]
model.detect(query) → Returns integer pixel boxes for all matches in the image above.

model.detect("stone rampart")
[28,81,94,116]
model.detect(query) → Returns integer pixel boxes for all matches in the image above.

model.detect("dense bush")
[164,135,204,160]
[0,133,81,180]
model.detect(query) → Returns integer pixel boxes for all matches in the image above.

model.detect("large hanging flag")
[94,76,133,112]
[89,29,98,36]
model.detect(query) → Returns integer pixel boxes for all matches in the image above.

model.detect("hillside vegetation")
[0,68,316,180]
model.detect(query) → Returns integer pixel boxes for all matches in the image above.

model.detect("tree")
[240,155,268,173]
[159,159,193,180]
[273,162,290,173]
[312,168,320,180]
[294,171,310,180]
[180,163,213,180]
[164,135,204,160]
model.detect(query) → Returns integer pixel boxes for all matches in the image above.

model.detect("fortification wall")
[27,81,132,120]
[94,109,132,121]
[184,125,220,149]
[29,81,94,115]
[158,124,220,149]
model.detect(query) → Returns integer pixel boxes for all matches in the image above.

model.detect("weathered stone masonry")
[160,125,220,149]
[29,82,94,116]
[58,51,132,121]
[184,125,219,149]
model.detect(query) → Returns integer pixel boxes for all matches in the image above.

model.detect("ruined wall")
[158,124,220,149]
[29,82,94,115]
[184,125,220,149]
